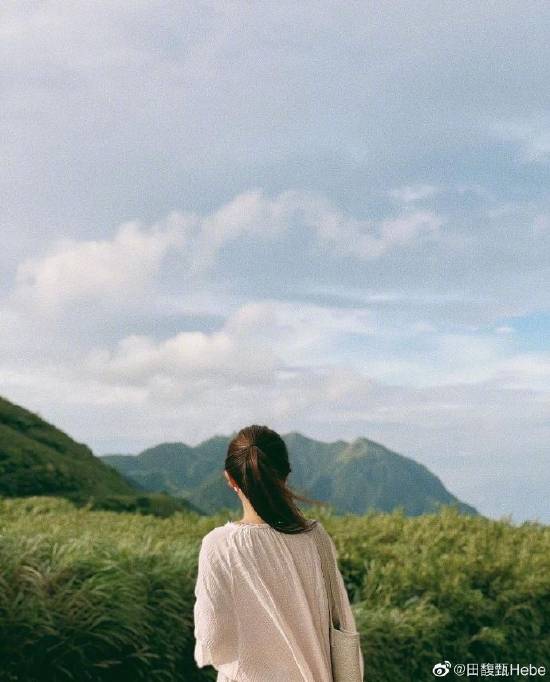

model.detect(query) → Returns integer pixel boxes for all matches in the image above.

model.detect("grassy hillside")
[103,432,477,516]
[0,497,548,681]
[0,396,198,516]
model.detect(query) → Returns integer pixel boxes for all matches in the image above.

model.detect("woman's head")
[224,425,318,534]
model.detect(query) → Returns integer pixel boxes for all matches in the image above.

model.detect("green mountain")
[103,431,478,516]
[0,396,199,516]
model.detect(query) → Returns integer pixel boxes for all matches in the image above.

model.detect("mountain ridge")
[0,396,200,516]
[102,432,478,517]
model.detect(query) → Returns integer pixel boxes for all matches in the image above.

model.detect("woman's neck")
[239,499,265,524]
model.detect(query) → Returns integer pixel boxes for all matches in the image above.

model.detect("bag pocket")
[330,624,362,682]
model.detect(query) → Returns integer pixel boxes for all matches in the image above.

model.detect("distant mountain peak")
[102,430,478,517]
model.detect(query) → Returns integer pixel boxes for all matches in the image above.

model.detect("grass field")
[0,497,548,681]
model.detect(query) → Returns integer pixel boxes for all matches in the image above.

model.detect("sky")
[1,1,550,523]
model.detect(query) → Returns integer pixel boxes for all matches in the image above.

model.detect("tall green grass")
[0,497,548,681]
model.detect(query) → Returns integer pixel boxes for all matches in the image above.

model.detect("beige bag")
[312,522,364,682]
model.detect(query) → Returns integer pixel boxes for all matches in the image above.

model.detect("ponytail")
[225,425,325,534]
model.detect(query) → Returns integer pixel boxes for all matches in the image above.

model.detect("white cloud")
[81,300,377,394]
[86,327,277,389]
[492,353,550,390]
[490,115,550,163]
[15,214,187,314]
[225,300,376,361]
[9,192,445,317]
[389,184,439,202]
[305,200,444,260]
[193,190,297,269]
[195,190,445,264]
[66,300,545,398]
[379,211,442,246]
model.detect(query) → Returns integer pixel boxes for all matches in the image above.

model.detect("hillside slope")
[103,432,478,516]
[0,396,199,515]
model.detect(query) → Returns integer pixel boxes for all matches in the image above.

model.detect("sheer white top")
[193,519,363,682]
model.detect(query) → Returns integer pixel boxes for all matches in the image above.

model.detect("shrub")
[0,498,548,681]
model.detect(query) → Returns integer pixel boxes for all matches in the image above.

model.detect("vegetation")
[1,497,548,682]
[103,432,478,516]
[0,397,198,516]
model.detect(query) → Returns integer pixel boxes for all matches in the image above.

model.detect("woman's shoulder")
[197,525,234,572]
[200,523,231,551]
[307,519,335,546]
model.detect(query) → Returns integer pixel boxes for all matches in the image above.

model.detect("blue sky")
[1,1,550,522]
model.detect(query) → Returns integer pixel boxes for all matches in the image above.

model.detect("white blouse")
[193,518,364,682]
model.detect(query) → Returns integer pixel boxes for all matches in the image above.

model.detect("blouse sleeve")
[193,532,238,671]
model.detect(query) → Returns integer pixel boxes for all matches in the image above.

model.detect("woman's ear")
[224,470,239,493]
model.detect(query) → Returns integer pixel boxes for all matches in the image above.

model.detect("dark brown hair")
[225,425,325,534]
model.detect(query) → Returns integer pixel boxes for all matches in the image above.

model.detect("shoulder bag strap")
[311,522,345,629]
